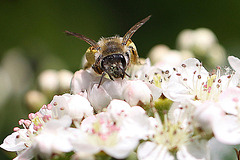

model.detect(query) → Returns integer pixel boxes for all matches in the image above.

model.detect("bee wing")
[122,15,151,45]
[65,30,99,49]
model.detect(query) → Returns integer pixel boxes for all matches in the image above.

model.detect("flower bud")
[38,69,59,94]
[177,28,217,56]
[25,90,48,112]
[149,45,193,67]
[58,69,73,92]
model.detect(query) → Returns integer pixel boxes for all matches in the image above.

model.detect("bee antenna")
[98,72,106,88]
[125,72,130,78]
[65,30,100,49]
[122,15,151,45]
[120,67,130,79]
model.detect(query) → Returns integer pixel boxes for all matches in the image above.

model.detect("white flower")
[212,87,240,145]
[70,113,139,159]
[177,28,217,55]
[1,115,73,160]
[0,129,31,153]
[1,49,33,95]
[32,116,73,159]
[38,69,59,93]
[176,28,226,68]
[138,142,173,160]
[71,69,162,112]
[0,107,52,159]
[122,80,152,106]
[148,44,193,67]
[70,100,152,159]
[38,69,73,94]
[50,94,93,121]
[129,58,161,81]
[71,69,103,93]
[206,44,226,68]
[168,98,225,139]
[168,102,195,130]
[137,111,210,160]
[106,100,154,140]
[58,69,74,91]
[163,58,238,103]
[87,83,112,112]
[25,90,48,111]
[194,101,225,135]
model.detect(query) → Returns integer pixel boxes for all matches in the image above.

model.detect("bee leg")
[98,72,106,88]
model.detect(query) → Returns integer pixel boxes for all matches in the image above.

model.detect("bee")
[65,15,151,87]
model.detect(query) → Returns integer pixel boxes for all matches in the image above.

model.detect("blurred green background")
[1,0,240,159]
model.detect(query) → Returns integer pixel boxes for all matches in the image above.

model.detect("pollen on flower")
[153,114,191,153]
[28,113,36,120]
[13,127,20,132]
[42,115,51,122]
[87,116,120,146]
[53,102,57,106]
[41,105,47,109]
[19,119,24,125]
[23,120,31,128]
[174,60,237,103]
[181,64,186,68]
[47,104,53,110]
[153,74,162,88]
[233,97,239,103]
[30,112,50,132]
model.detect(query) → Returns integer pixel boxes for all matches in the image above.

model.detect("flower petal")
[123,80,152,106]
[88,84,112,112]
[213,115,240,145]
[137,142,173,160]
[103,137,139,159]
[228,56,240,73]
[0,130,27,152]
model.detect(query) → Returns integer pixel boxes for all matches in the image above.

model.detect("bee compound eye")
[120,56,126,69]
[101,54,126,70]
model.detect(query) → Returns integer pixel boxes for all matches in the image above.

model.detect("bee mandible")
[65,15,151,87]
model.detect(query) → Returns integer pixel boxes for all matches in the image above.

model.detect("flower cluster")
[2,29,240,160]
[25,69,73,112]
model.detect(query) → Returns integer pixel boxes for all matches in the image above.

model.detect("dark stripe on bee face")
[92,64,103,74]
[128,46,136,56]
[125,51,130,58]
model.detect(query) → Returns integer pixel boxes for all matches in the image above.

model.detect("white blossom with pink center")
[69,100,153,159]
[0,94,94,159]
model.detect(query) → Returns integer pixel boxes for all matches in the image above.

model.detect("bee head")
[101,54,127,79]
